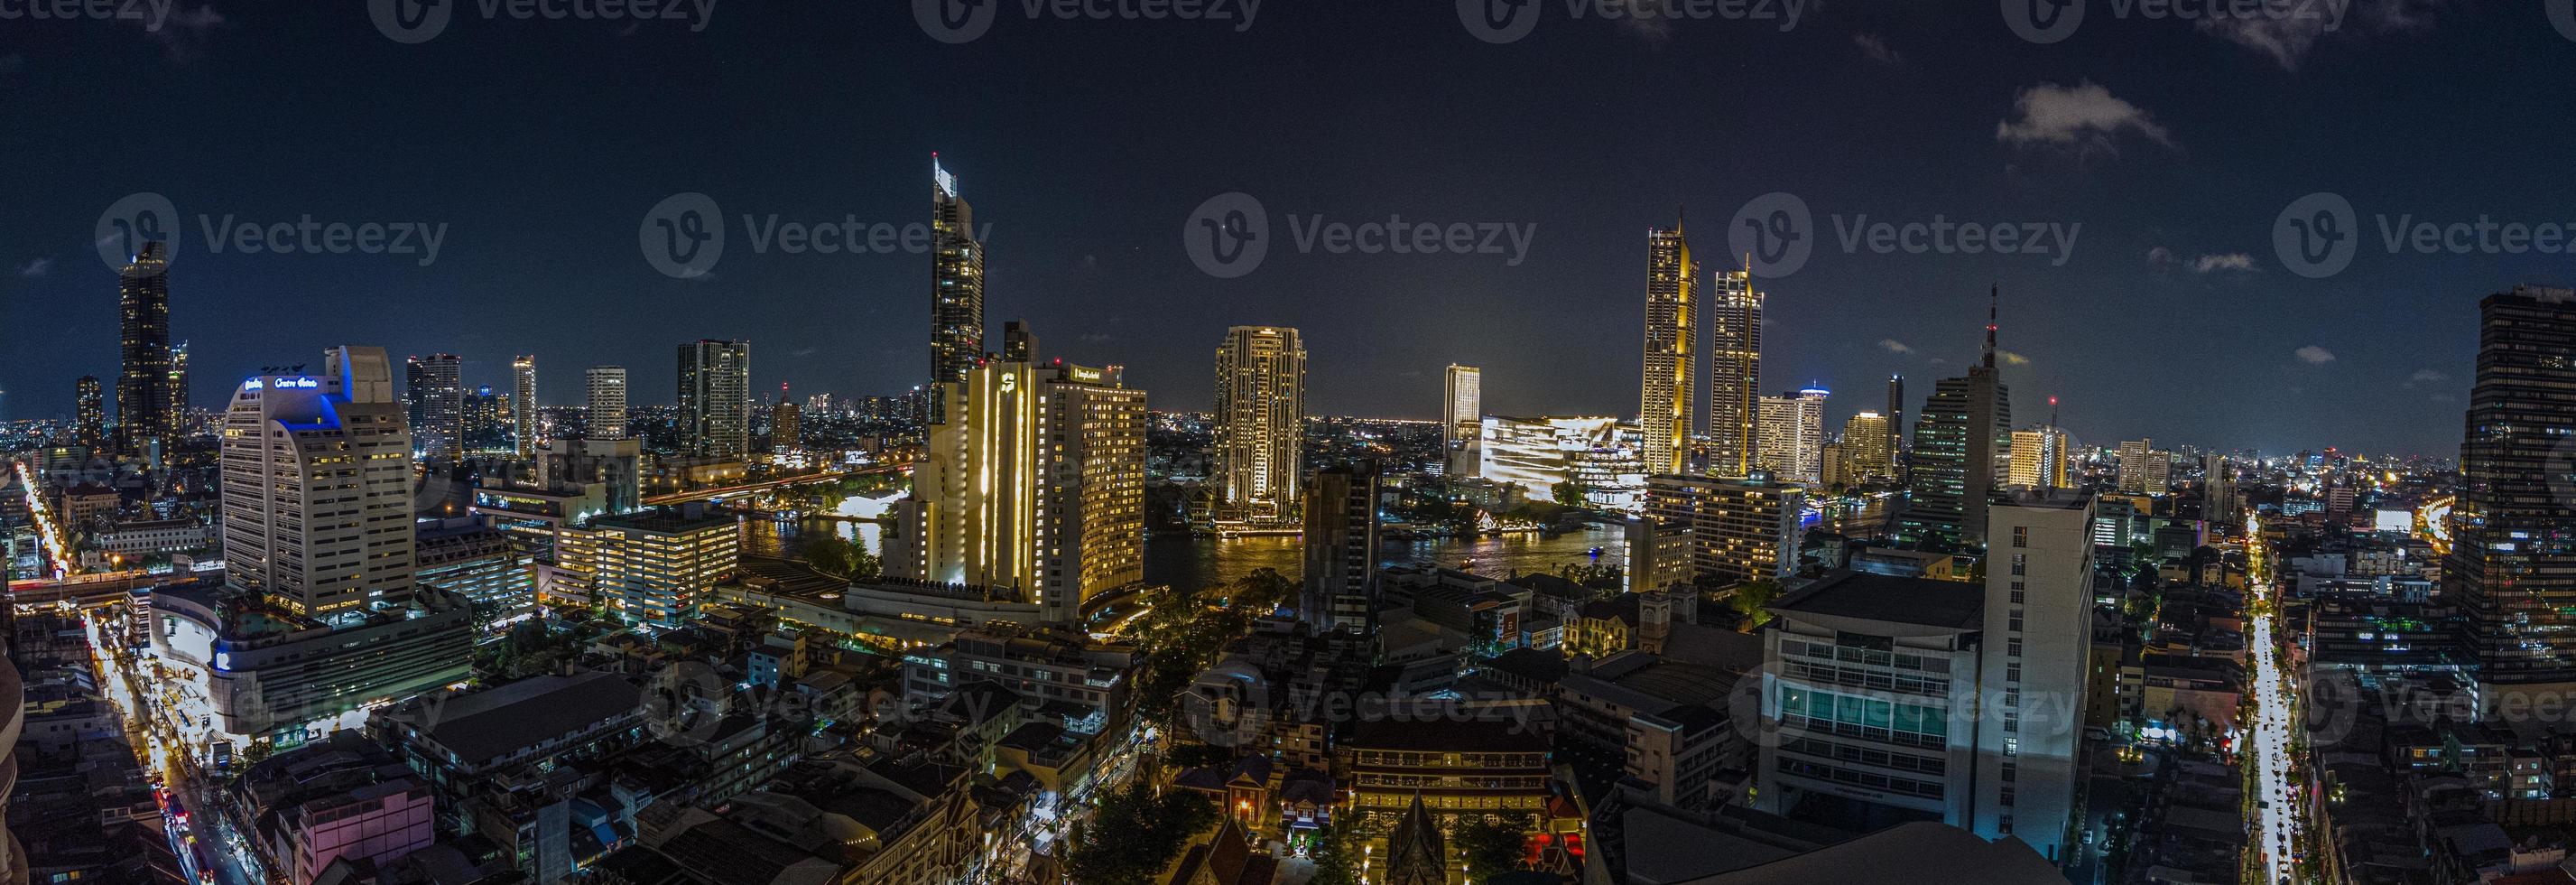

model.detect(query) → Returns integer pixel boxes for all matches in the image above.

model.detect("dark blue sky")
[2,0,2566,455]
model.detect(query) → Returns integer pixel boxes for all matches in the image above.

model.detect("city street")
[87,604,265,885]
[2246,517,2303,885]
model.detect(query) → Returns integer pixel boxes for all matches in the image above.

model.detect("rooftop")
[385,670,641,768]
[1771,570,1984,630]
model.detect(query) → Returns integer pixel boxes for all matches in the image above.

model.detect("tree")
[1305,809,1374,885]
[1064,782,1219,885]
[1453,814,1534,881]
[795,534,879,580]
[1727,578,1783,629]
[1551,479,1588,508]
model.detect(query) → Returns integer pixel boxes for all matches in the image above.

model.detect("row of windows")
[1774,756,1946,798]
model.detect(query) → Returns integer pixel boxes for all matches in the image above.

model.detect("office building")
[463,385,510,452]
[116,241,172,453]
[1969,492,2096,860]
[559,503,741,630]
[1645,472,1805,585]
[1640,219,1697,475]
[1211,325,1306,526]
[413,522,537,628]
[404,353,464,461]
[586,366,628,440]
[220,347,422,616]
[931,156,985,389]
[1756,387,1828,485]
[1898,289,2012,551]
[1302,463,1381,634]
[890,359,1147,624]
[1709,265,1764,477]
[512,355,538,455]
[771,399,801,452]
[1478,415,1648,512]
[2453,285,2576,694]
[1001,318,1036,363]
[1886,373,1906,471]
[1839,411,1895,485]
[2203,454,2238,517]
[676,340,751,460]
[2008,425,2071,490]
[167,340,190,434]
[73,376,104,448]
[2117,439,2160,494]
[1443,364,1481,477]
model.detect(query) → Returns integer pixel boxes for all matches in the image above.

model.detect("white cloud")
[2404,368,2448,388]
[2148,247,2255,274]
[2294,345,2337,365]
[1877,339,1914,355]
[15,258,51,277]
[2201,0,2447,71]
[1997,81,2175,155]
[2000,350,2033,367]
[1852,33,1902,65]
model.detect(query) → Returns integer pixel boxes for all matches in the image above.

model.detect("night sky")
[3,0,2568,455]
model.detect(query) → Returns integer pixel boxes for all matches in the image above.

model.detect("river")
[745,491,1628,592]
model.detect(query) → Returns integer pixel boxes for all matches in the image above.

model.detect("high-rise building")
[1756,387,1828,485]
[930,156,986,389]
[1001,319,1038,363]
[403,353,464,461]
[1886,373,1906,470]
[1212,326,1306,526]
[512,355,538,455]
[1443,364,1481,477]
[585,367,629,440]
[772,400,802,452]
[2452,285,2576,693]
[1640,219,1697,476]
[116,241,172,453]
[1838,411,1894,485]
[1708,265,1765,477]
[1645,472,1805,585]
[2009,425,2071,490]
[1898,289,2012,551]
[220,347,422,616]
[677,340,752,460]
[74,376,105,448]
[1302,463,1381,635]
[2117,439,2157,494]
[463,386,511,452]
[892,359,1147,624]
[558,504,740,630]
[166,340,190,435]
[2203,453,2238,517]
[1970,491,2098,861]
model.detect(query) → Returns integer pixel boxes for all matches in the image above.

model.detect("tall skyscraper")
[1708,264,1764,477]
[1442,364,1481,477]
[165,340,190,435]
[512,355,538,455]
[772,399,802,452]
[1212,326,1307,526]
[1302,463,1382,635]
[2008,426,2071,490]
[220,347,421,616]
[1002,319,1037,363]
[2117,439,2156,493]
[1898,289,2013,551]
[404,353,464,461]
[1886,373,1906,471]
[676,340,752,460]
[1839,410,1894,485]
[2203,453,2238,517]
[116,242,172,453]
[1756,387,1827,485]
[586,367,629,441]
[73,377,104,449]
[1640,219,1697,476]
[891,358,1146,624]
[930,156,986,389]
[2452,285,2576,692]
[1971,491,2098,861]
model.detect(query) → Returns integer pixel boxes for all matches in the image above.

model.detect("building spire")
[1981,283,2000,369]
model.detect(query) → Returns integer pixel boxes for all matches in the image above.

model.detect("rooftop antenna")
[1981,284,1999,369]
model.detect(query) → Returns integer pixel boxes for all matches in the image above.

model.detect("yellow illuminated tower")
[1641,216,1696,475]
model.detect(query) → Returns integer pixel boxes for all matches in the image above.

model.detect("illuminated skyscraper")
[772,400,802,452]
[166,340,190,435]
[2009,424,2071,490]
[930,156,985,390]
[1302,463,1381,634]
[677,340,752,460]
[404,353,464,461]
[74,377,104,449]
[1640,219,1696,475]
[892,357,1146,623]
[1645,472,1805,585]
[1886,373,1906,473]
[1212,326,1307,526]
[116,242,172,453]
[220,346,420,615]
[1002,319,1038,363]
[1756,387,1827,485]
[2451,285,2576,692]
[1899,288,2013,551]
[1839,411,1894,485]
[586,367,629,440]
[1443,364,1481,476]
[512,355,538,455]
[1708,265,1764,477]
